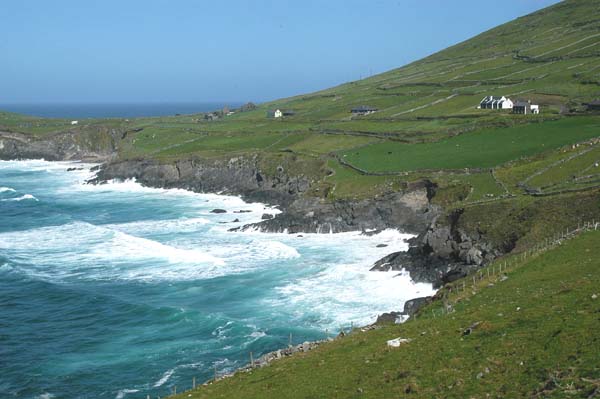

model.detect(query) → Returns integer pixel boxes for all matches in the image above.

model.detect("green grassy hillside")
[170,229,600,399]
[2,1,599,397]
[2,0,600,206]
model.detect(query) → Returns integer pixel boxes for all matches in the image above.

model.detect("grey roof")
[481,96,504,102]
[588,99,600,105]
[513,101,530,107]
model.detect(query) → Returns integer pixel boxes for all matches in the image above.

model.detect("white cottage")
[478,96,513,110]
[267,109,283,118]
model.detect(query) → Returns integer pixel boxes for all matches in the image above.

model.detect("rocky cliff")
[91,157,439,235]
[1,129,499,286]
[370,209,501,287]
[0,128,119,161]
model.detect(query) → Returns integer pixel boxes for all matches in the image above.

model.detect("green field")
[170,230,600,399]
[341,117,600,173]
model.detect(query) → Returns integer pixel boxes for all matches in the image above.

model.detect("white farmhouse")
[478,96,513,110]
[71,120,78,125]
[267,109,283,118]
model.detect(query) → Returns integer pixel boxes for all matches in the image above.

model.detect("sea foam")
[0,194,38,202]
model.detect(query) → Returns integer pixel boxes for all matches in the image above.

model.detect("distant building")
[240,102,257,112]
[267,109,283,118]
[351,105,378,115]
[585,99,600,111]
[204,112,220,121]
[478,96,513,110]
[71,120,78,125]
[266,109,294,118]
[513,100,540,115]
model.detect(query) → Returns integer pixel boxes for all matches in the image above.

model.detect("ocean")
[0,103,242,119]
[0,160,434,399]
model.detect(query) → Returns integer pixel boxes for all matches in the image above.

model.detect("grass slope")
[341,117,600,172]
[171,230,600,399]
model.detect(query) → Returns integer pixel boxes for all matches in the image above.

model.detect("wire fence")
[422,219,599,319]
[144,219,599,399]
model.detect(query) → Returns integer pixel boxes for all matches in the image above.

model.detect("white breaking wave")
[1,159,437,336]
[89,230,226,266]
[0,186,16,193]
[105,217,211,235]
[256,229,435,329]
[0,221,230,282]
[115,389,139,399]
[153,368,175,387]
[1,194,38,202]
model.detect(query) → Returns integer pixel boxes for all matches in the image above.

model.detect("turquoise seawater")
[0,160,434,399]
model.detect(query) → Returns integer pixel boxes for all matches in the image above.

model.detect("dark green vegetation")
[171,230,600,399]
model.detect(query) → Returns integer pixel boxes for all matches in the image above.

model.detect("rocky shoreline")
[0,129,498,287]
[0,129,504,394]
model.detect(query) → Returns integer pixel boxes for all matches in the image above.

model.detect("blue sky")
[1,0,560,104]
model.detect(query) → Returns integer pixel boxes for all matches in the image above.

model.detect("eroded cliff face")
[91,156,309,208]
[0,129,119,161]
[92,158,440,235]
[245,182,438,234]
[370,209,501,287]
[1,129,499,286]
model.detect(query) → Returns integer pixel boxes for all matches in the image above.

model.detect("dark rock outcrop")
[375,311,401,324]
[371,210,500,287]
[401,296,432,316]
[376,296,432,324]
[239,181,439,234]
[94,159,440,235]
[2,129,499,288]
[90,157,304,208]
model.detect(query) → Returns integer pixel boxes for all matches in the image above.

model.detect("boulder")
[376,312,401,324]
[401,297,432,316]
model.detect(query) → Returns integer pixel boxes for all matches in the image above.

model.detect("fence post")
[193,376,196,389]
[214,364,217,381]
[250,351,254,367]
[289,332,292,347]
